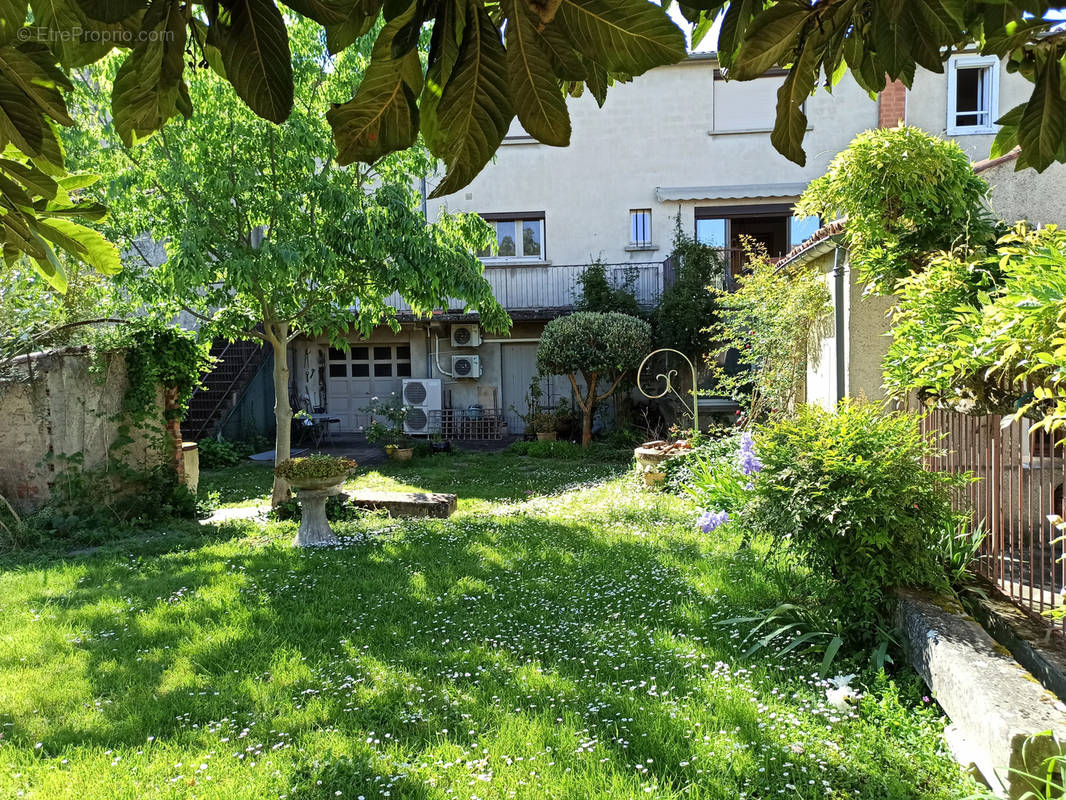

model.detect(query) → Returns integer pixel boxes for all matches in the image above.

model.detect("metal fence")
[923,407,1066,636]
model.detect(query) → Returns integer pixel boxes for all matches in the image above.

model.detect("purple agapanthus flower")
[737,432,763,476]
[697,509,730,533]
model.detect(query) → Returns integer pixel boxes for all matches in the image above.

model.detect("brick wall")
[878,80,907,128]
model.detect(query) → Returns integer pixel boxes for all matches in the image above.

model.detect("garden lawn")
[0,452,976,799]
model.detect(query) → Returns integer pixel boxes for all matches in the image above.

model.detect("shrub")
[509,440,583,459]
[27,461,197,544]
[746,402,963,637]
[197,437,245,469]
[655,217,725,363]
[707,249,830,422]
[881,249,1002,414]
[575,260,642,316]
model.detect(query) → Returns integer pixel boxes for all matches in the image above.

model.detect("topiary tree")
[537,312,651,447]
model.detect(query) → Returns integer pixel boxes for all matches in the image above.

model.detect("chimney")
[878,79,907,127]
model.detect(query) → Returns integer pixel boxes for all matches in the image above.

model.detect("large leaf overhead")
[212,0,293,123]
[553,0,685,76]
[328,6,423,164]
[7,0,1066,281]
[427,0,513,198]
[1018,53,1066,172]
[111,0,190,146]
[503,0,571,147]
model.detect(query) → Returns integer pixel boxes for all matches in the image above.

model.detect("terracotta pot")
[536,431,557,441]
[389,447,414,461]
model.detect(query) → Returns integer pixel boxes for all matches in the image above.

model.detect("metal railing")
[383,261,664,312]
[923,407,1066,637]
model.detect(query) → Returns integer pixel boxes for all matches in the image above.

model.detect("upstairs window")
[477,215,545,261]
[947,55,999,135]
[630,209,652,247]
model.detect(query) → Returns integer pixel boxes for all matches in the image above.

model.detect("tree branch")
[567,373,587,411]
[595,372,627,402]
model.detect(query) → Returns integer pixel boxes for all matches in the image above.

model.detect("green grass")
[0,452,975,799]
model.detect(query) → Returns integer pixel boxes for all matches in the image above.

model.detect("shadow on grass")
[5,505,952,799]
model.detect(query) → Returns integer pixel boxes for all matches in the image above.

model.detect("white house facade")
[285,53,1033,437]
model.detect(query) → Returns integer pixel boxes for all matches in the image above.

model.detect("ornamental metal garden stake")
[636,348,699,432]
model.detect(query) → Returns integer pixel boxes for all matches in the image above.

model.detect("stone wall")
[0,348,172,514]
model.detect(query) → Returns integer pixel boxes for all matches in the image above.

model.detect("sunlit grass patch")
[0,454,976,799]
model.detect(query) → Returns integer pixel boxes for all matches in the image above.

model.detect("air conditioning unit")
[450,323,481,348]
[402,378,442,435]
[451,354,482,379]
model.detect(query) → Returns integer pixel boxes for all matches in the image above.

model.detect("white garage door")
[326,343,412,431]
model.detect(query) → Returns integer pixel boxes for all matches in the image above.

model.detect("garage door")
[326,343,412,431]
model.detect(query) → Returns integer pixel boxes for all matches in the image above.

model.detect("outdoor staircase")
[181,338,268,442]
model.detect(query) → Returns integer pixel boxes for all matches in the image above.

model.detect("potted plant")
[362,395,415,460]
[429,431,451,453]
[274,455,357,546]
[530,410,558,441]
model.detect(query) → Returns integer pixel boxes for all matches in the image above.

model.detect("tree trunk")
[266,322,292,507]
[569,371,598,449]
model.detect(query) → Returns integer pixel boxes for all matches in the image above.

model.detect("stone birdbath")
[274,456,357,547]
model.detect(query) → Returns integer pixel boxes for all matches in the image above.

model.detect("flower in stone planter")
[274,454,356,480]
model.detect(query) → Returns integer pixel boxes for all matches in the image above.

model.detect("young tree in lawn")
[536,312,651,447]
[66,20,509,506]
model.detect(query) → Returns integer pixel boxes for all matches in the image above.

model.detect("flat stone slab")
[345,490,457,518]
[896,588,1066,798]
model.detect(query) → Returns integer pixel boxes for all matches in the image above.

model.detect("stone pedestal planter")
[290,476,345,547]
[634,441,691,490]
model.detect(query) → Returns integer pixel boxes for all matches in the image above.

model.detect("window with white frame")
[630,209,652,247]
[947,55,999,135]
[477,215,545,260]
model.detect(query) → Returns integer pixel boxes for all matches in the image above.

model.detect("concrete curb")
[896,588,1066,798]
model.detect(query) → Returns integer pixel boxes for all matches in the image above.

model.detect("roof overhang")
[655,182,809,203]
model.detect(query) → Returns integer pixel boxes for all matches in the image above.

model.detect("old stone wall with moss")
[0,348,168,514]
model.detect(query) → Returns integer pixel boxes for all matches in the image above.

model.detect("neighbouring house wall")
[980,159,1066,227]
[292,319,574,434]
[846,270,896,404]
[426,58,881,265]
[907,60,1033,161]
[804,250,895,410]
[0,349,170,514]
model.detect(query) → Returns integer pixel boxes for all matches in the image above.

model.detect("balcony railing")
[384,261,664,313]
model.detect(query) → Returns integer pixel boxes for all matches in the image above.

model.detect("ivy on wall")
[121,325,212,421]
